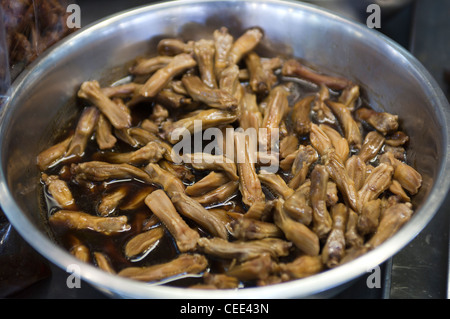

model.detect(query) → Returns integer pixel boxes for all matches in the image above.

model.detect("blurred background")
[1,0,448,299]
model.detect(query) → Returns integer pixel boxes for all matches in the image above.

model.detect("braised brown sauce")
[41,64,394,288]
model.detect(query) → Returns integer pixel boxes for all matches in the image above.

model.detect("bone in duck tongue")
[345,209,364,249]
[338,83,360,111]
[245,51,277,96]
[288,144,318,189]
[153,87,193,109]
[280,255,324,280]
[357,199,382,236]
[42,173,76,210]
[185,171,229,196]
[321,203,348,268]
[309,123,334,157]
[357,131,385,163]
[325,99,362,149]
[197,237,291,262]
[379,151,422,195]
[259,86,289,150]
[49,210,130,235]
[281,59,350,90]
[94,252,116,274]
[77,80,132,129]
[183,153,238,181]
[219,65,246,110]
[291,95,314,136]
[228,27,264,65]
[95,114,117,150]
[71,161,153,184]
[367,203,413,248]
[100,82,142,98]
[126,127,177,162]
[312,85,337,125]
[218,65,241,102]
[273,199,320,256]
[181,74,237,109]
[355,107,399,135]
[118,253,208,282]
[324,151,359,212]
[139,53,197,98]
[239,89,263,136]
[37,134,73,171]
[101,141,166,165]
[97,186,128,216]
[320,124,349,163]
[345,155,367,191]
[163,108,237,144]
[158,160,197,184]
[258,171,294,200]
[226,253,278,282]
[357,163,394,212]
[213,27,234,78]
[143,163,185,197]
[191,180,239,205]
[129,55,174,75]
[279,135,299,159]
[65,106,99,159]
[230,217,283,240]
[309,164,333,239]
[234,132,265,207]
[194,39,218,89]
[171,191,229,239]
[124,226,164,258]
[283,182,313,225]
[157,38,194,56]
[145,189,199,252]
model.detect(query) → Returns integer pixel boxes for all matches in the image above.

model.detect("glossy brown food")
[37,27,422,289]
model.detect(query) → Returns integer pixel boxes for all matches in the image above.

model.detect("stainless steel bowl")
[1,0,449,299]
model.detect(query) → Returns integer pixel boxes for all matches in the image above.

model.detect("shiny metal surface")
[0,0,449,299]
[388,0,450,299]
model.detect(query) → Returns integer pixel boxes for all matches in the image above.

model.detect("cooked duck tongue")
[139,53,197,98]
[118,253,208,282]
[228,27,263,65]
[281,58,350,90]
[181,74,237,109]
[78,80,132,129]
[144,189,199,252]
[49,210,130,235]
[102,141,166,165]
[171,191,229,239]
